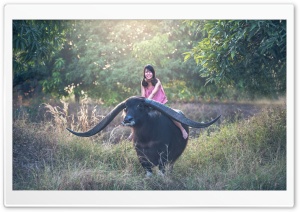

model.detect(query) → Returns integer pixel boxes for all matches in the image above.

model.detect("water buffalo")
[67,96,221,177]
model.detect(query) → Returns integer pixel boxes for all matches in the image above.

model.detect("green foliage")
[13,20,70,85]
[13,20,73,101]
[13,20,286,105]
[13,20,66,64]
[184,20,286,98]
[164,80,193,102]
[52,20,205,104]
[133,33,173,67]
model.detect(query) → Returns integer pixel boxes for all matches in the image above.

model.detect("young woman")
[141,64,188,139]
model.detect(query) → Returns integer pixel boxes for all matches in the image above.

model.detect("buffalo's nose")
[122,115,135,126]
[124,115,133,123]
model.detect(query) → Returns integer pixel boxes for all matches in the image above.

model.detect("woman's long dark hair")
[142,64,158,87]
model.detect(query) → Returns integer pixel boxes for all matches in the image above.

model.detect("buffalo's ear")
[147,109,160,118]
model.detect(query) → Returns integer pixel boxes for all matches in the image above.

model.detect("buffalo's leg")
[140,161,153,177]
[145,170,153,178]
[158,163,166,176]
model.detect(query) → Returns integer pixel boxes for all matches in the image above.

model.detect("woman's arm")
[141,80,146,97]
[148,79,161,99]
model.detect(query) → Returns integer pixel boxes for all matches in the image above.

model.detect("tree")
[57,20,149,104]
[13,20,71,98]
[184,20,286,98]
[55,20,202,104]
[14,20,226,104]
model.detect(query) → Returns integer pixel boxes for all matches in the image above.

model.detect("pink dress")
[144,81,168,104]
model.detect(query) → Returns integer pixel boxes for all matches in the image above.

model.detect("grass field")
[13,100,286,190]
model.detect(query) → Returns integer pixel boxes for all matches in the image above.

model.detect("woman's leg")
[173,120,188,139]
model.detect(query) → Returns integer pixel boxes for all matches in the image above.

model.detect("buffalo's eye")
[124,107,127,112]
[137,104,144,110]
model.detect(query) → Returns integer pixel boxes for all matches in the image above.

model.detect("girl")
[141,64,188,139]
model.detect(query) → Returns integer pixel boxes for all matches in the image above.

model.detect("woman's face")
[144,69,153,80]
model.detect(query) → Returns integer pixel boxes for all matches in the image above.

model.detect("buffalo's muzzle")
[122,115,135,126]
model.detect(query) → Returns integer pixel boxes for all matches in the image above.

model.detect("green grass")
[13,104,286,190]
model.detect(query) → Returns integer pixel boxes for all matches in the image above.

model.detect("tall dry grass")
[13,100,286,190]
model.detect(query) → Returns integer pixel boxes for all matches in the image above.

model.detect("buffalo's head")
[67,96,221,137]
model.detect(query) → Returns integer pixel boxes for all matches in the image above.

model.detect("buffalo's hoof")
[145,171,153,178]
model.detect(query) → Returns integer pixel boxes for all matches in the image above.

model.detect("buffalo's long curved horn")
[66,101,126,137]
[144,99,221,128]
